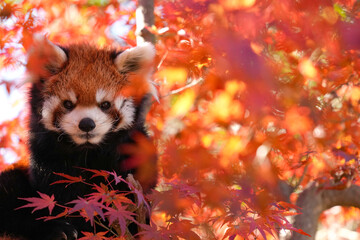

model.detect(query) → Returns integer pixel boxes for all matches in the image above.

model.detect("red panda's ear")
[115,43,158,102]
[26,35,67,81]
[114,42,155,74]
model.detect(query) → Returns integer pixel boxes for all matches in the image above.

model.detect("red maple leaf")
[105,203,137,236]
[68,197,105,226]
[127,181,150,213]
[38,208,69,221]
[78,231,108,240]
[108,170,126,185]
[168,219,201,240]
[293,228,311,237]
[16,191,56,215]
[87,183,113,204]
[80,168,110,179]
[87,183,133,207]
[137,221,171,240]
[51,172,85,187]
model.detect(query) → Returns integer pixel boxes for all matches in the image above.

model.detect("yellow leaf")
[170,89,196,117]
[225,80,246,97]
[158,68,187,87]
[97,36,107,47]
[209,92,244,123]
[221,0,256,9]
[220,136,245,167]
[350,87,360,106]
[250,42,263,55]
[298,58,317,79]
[201,134,213,148]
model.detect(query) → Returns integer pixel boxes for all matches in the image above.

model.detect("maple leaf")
[169,89,196,117]
[127,174,150,213]
[80,168,110,179]
[286,226,311,237]
[137,221,171,240]
[223,223,249,239]
[105,203,137,236]
[284,107,313,135]
[78,231,108,240]
[88,183,113,204]
[87,183,134,207]
[168,219,201,240]
[131,186,150,213]
[0,80,14,94]
[276,201,302,211]
[118,36,137,47]
[0,2,19,20]
[16,191,56,215]
[108,170,126,185]
[120,134,157,171]
[51,172,85,187]
[38,208,69,221]
[68,197,105,226]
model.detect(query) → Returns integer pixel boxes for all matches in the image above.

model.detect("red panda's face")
[41,87,136,145]
[27,36,156,145]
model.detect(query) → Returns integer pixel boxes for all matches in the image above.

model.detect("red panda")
[0,36,158,240]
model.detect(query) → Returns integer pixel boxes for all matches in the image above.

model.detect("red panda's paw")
[41,221,78,240]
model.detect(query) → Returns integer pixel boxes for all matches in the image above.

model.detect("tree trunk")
[288,183,360,240]
[136,0,155,44]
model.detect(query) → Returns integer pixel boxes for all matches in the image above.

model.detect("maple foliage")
[16,191,56,215]
[2,0,360,239]
[19,170,149,238]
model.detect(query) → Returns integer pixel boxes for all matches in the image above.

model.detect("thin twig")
[157,50,168,70]
[294,163,309,190]
[94,218,118,237]
[161,78,203,99]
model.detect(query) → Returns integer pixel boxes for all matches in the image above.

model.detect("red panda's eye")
[100,101,111,111]
[63,100,74,110]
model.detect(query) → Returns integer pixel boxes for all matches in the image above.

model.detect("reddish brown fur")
[44,44,128,105]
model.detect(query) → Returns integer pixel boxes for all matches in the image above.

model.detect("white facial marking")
[42,96,61,131]
[96,89,107,103]
[96,89,115,103]
[61,106,113,145]
[114,96,135,130]
[68,90,77,103]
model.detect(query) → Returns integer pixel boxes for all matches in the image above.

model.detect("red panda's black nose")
[78,118,96,132]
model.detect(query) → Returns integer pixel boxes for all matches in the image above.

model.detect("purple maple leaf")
[68,197,105,226]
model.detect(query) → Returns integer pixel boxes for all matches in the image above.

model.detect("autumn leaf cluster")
[2,0,360,239]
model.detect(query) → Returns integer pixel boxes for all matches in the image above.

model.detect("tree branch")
[288,183,360,240]
[293,163,309,191]
[160,78,203,99]
[136,0,155,44]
